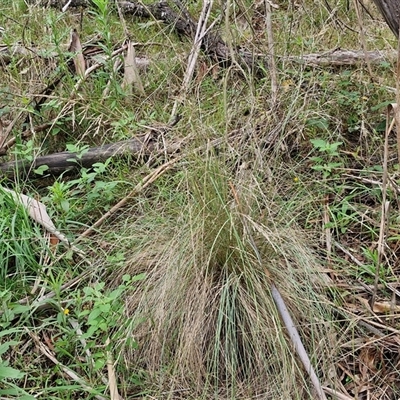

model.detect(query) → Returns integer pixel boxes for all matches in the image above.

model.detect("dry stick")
[62,0,73,12]
[322,386,353,400]
[353,0,374,79]
[323,195,332,262]
[265,0,278,103]
[396,24,400,163]
[77,156,179,240]
[27,329,108,400]
[170,0,213,119]
[228,183,327,400]
[105,337,121,400]
[369,112,394,309]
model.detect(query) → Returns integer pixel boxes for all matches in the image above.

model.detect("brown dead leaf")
[359,346,378,380]
[358,296,400,313]
[3,187,69,246]
[68,29,86,76]
[122,40,144,95]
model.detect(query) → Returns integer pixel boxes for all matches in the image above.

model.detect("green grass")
[1,0,400,398]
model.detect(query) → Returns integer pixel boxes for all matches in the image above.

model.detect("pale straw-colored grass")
[112,155,337,399]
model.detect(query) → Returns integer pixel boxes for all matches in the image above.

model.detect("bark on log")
[287,49,397,66]
[0,137,158,179]
[372,0,400,37]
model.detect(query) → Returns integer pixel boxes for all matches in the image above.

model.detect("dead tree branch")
[371,0,400,37]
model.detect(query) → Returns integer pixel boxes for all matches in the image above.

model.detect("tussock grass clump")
[114,155,336,398]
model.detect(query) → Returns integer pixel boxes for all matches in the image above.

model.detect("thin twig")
[353,0,374,79]
[265,0,278,102]
[171,0,213,119]
[322,386,354,400]
[370,110,393,309]
[323,195,332,261]
[17,268,92,307]
[27,329,108,400]
[76,157,178,240]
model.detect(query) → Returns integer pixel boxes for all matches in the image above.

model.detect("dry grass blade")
[323,195,332,260]
[27,329,107,400]
[370,109,395,309]
[171,0,213,118]
[68,29,86,76]
[105,337,122,400]
[265,0,278,103]
[122,40,145,95]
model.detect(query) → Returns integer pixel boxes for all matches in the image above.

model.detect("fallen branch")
[1,42,394,69]
[0,43,150,68]
[285,48,397,66]
[0,137,155,178]
[0,111,182,179]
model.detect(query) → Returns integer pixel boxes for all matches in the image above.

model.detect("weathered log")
[372,0,400,37]
[286,49,397,66]
[0,137,156,178]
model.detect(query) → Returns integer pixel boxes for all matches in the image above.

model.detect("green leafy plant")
[310,138,343,178]
[65,274,145,371]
